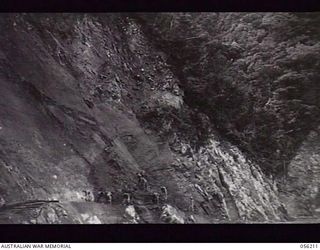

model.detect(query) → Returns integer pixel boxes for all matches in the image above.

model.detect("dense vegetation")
[135,13,320,177]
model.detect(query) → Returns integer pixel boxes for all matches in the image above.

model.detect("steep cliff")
[280,127,320,219]
[0,13,318,224]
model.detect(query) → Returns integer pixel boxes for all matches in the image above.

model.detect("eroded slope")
[0,13,296,223]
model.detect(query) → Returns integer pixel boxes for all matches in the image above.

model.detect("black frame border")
[0,0,319,12]
[0,0,320,244]
[0,224,320,243]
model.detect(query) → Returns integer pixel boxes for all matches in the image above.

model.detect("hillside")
[0,13,319,223]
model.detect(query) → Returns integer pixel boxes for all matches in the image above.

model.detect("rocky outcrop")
[280,127,320,218]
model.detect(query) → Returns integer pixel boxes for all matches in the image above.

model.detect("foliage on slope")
[136,12,320,176]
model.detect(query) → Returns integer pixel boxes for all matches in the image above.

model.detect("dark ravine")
[0,13,319,223]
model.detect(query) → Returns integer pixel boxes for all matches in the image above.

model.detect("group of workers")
[82,170,195,213]
[86,170,170,207]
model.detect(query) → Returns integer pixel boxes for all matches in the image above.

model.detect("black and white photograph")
[0,12,320,228]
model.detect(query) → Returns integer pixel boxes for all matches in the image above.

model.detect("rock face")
[0,13,318,223]
[280,127,320,218]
